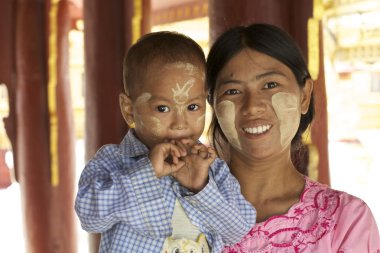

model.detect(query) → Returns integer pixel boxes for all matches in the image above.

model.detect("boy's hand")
[171,140,217,193]
[149,143,187,178]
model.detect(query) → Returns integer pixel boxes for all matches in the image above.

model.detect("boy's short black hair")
[123,31,206,98]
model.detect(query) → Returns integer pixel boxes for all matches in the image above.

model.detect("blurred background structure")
[0,0,379,252]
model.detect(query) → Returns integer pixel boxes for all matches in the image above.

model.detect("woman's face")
[213,49,312,161]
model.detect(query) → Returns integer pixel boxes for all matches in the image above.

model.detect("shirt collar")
[119,129,149,158]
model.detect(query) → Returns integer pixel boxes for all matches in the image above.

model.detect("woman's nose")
[241,92,266,116]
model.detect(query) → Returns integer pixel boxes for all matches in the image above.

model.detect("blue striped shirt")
[75,130,256,253]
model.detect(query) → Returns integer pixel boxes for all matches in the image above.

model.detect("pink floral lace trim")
[223,178,340,253]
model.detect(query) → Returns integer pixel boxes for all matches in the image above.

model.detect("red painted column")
[14,0,76,252]
[208,0,330,184]
[209,0,292,43]
[0,0,18,181]
[310,21,330,185]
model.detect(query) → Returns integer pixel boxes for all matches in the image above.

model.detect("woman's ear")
[300,79,313,115]
[119,93,135,128]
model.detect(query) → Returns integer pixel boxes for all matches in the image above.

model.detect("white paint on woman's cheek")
[216,100,241,150]
[272,92,301,147]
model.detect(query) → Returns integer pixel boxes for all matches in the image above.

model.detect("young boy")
[75,31,256,253]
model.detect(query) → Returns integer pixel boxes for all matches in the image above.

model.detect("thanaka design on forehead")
[172,80,194,105]
[165,61,203,78]
[272,92,301,147]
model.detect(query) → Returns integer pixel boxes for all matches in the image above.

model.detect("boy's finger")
[207,147,217,160]
[179,138,195,146]
[174,140,188,156]
[170,161,185,175]
[193,144,209,158]
[190,146,199,155]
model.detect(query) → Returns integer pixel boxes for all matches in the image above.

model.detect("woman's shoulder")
[302,176,366,210]
[296,176,370,225]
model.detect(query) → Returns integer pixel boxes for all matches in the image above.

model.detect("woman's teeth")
[243,125,271,135]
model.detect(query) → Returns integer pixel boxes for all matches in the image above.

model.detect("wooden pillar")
[208,0,330,184]
[310,21,330,185]
[209,0,292,43]
[83,0,151,251]
[14,0,76,252]
[0,0,18,181]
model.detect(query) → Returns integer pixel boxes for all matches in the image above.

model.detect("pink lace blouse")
[223,177,380,253]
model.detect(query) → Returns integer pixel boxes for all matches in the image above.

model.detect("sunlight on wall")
[324,0,380,224]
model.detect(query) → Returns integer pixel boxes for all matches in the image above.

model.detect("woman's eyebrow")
[255,70,288,80]
[217,78,242,86]
[218,70,289,86]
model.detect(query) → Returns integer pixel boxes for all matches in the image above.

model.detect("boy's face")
[120,61,207,149]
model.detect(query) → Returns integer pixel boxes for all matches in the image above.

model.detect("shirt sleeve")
[332,194,380,252]
[175,158,256,246]
[74,145,172,238]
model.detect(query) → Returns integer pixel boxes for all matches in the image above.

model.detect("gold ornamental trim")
[48,0,60,187]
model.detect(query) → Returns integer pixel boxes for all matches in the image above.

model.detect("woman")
[206,23,380,252]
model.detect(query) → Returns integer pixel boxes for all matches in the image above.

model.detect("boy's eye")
[263,82,278,89]
[187,104,199,111]
[224,89,240,95]
[157,105,169,112]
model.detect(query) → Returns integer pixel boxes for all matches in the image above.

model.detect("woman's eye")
[264,82,278,89]
[224,89,240,95]
[157,105,169,112]
[187,104,199,111]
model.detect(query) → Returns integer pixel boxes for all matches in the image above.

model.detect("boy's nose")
[172,108,188,130]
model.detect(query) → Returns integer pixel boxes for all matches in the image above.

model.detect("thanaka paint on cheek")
[196,114,205,128]
[216,100,241,150]
[272,92,301,147]
[145,116,164,137]
[134,92,164,137]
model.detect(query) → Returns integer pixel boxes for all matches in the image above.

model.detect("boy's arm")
[174,158,256,245]
[74,145,172,238]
